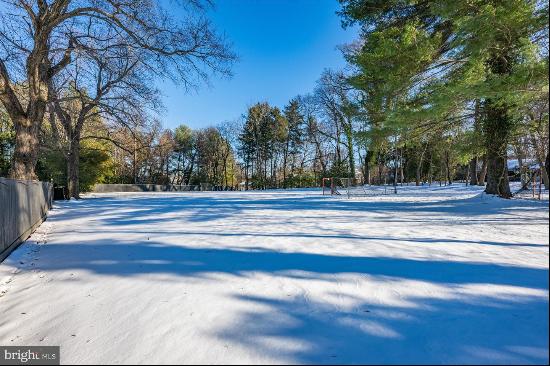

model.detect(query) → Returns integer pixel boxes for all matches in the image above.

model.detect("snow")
[1,185,548,364]
[511,181,550,201]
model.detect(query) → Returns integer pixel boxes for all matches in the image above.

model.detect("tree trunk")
[264,159,267,190]
[282,140,289,188]
[377,152,383,185]
[478,156,488,186]
[545,152,550,190]
[347,141,355,182]
[427,151,433,185]
[546,153,550,180]
[344,122,355,182]
[483,101,512,198]
[223,155,228,188]
[399,147,404,185]
[416,147,426,186]
[270,155,275,188]
[67,135,80,199]
[514,142,527,188]
[540,166,549,191]
[165,154,170,183]
[393,157,398,193]
[445,150,452,185]
[3,34,54,180]
[415,165,422,186]
[312,136,327,175]
[245,159,249,190]
[469,99,481,186]
[532,136,550,190]
[9,118,40,180]
[482,44,515,198]
[535,156,549,190]
[133,136,138,184]
[469,157,478,185]
[364,151,372,185]
[173,154,182,185]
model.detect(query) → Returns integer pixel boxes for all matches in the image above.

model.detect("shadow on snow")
[36,191,550,364]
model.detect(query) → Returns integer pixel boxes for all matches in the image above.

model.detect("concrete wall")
[92,184,201,193]
[0,178,53,262]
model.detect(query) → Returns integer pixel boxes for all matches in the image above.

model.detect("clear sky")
[158,0,358,130]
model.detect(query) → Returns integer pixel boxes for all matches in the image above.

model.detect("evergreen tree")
[283,99,305,186]
[339,0,549,197]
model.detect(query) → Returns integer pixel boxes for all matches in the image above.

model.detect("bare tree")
[48,35,159,197]
[297,94,327,177]
[313,69,359,179]
[0,0,235,180]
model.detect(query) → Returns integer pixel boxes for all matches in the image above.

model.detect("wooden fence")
[0,177,53,262]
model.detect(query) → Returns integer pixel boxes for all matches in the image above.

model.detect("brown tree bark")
[363,151,373,185]
[483,101,512,198]
[531,136,550,190]
[11,118,41,180]
[478,156,488,186]
[1,16,72,180]
[66,131,81,199]
[536,156,549,190]
[416,143,428,186]
[469,157,478,185]
[482,43,515,198]
[1,61,47,181]
[343,120,356,182]
[445,149,453,185]
[399,147,405,185]
[469,99,482,186]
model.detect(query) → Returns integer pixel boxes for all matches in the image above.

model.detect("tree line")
[336,0,549,198]
[0,0,235,198]
[1,1,548,199]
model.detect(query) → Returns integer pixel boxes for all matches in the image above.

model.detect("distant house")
[507,159,541,182]
[508,159,540,172]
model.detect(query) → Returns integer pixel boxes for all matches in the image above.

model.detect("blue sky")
[158,0,358,129]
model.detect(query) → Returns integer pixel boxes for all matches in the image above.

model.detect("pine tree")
[339,0,549,198]
[283,99,305,186]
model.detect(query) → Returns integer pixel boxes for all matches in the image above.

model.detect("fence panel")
[0,177,53,262]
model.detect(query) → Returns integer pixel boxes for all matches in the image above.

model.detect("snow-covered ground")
[0,185,548,364]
